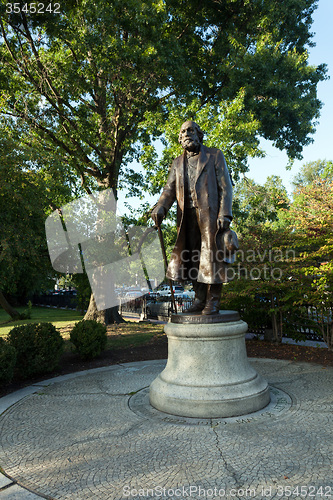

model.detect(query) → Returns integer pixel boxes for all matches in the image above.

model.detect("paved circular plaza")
[0,358,332,499]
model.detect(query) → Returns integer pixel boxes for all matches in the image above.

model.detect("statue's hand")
[151,206,165,227]
[218,216,232,231]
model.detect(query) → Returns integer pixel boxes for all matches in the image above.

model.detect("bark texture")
[0,291,20,320]
[84,293,125,325]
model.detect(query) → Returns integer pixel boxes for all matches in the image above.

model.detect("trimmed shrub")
[0,337,17,384]
[70,320,107,360]
[7,322,64,379]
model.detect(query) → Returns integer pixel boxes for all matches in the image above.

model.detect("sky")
[117,0,333,215]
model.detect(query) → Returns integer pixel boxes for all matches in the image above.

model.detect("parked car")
[154,285,169,296]
[146,297,174,319]
[145,293,193,318]
[124,291,142,300]
[144,291,158,300]
[156,285,184,297]
[181,288,195,299]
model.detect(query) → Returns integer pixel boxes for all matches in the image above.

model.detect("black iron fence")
[283,305,328,342]
[120,296,194,320]
[32,292,328,343]
[33,292,78,310]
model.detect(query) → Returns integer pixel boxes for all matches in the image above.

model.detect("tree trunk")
[0,290,21,320]
[83,293,125,324]
[320,308,333,351]
[80,186,126,325]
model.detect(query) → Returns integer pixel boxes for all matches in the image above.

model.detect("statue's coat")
[156,145,233,283]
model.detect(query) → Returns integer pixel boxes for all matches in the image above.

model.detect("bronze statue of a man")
[152,120,236,315]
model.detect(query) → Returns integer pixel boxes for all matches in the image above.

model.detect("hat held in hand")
[223,229,239,264]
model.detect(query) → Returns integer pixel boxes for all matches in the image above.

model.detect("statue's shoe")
[201,300,219,315]
[186,299,205,313]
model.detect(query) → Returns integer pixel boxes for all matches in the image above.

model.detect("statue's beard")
[182,138,200,152]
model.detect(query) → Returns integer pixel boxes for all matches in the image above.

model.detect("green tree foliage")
[0,0,326,194]
[227,170,333,349]
[0,0,326,322]
[292,159,333,188]
[233,175,290,235]
[0,127,76,316]
[0,137,51,306]
[283,178,333,349]
[225,221,294,343]
[140,90,265,197]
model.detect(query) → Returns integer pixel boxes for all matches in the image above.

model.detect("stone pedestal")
[149,311,270,418]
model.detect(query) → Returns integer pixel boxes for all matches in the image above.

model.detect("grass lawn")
[0,307,165,351]
[0,306,84,337]
[105,321,164,350]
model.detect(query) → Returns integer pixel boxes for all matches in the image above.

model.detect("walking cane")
[156,225,177,314]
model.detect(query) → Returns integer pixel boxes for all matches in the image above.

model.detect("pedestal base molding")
[149,312,270,418]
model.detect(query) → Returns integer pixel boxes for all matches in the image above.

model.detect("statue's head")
[178,121,204,152]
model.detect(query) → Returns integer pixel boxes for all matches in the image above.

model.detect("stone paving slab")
[0,484,42,499]
[0,474,13,489]
[0,359,332,500]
